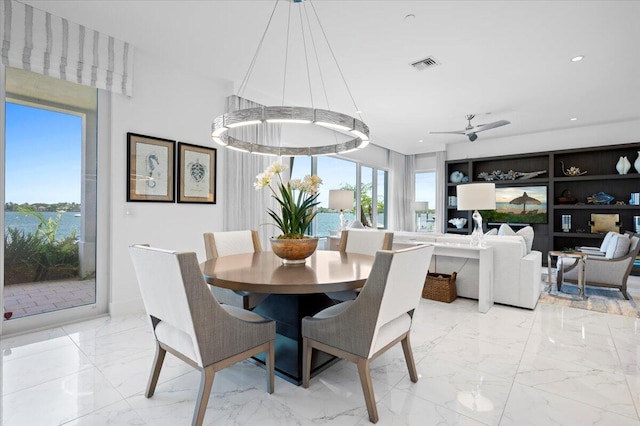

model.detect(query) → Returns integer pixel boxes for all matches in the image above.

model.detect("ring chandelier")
[212,106,369,156]
[211,0,370,156]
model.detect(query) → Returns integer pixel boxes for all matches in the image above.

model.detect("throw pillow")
[498,223,515,236]
[599,231,618,252]
[485,228,498,235]
[605,234,631,259]
[516,226,534,253]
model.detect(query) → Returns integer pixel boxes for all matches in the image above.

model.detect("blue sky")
[5,102,81,204]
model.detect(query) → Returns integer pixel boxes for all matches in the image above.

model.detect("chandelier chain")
[308,0,362,118]
[281,0,292,106]
[237,0,280,98]
[299,4,314,109]
[302,2,330,110]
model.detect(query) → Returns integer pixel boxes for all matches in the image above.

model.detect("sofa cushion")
[497,224,533,253]
[485,228,498,235]
[605,234,631,259]
[498,223,516,236]
[517,226,534,253]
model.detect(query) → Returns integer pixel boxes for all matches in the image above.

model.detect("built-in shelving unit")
[445,142,640,267]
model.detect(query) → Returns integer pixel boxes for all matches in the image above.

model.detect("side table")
[547,250,587,299]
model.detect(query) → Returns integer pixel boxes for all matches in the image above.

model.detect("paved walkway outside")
[3,279,95,319]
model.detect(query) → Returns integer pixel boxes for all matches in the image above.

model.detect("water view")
[5,211,81,239]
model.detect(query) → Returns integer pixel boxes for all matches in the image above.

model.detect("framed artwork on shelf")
[177,142,216,204]
[589,213,620,234]
[127,133,175,202]
[481,185,548,224]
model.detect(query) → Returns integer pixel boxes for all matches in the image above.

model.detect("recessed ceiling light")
[571,55,584,62]
[570,117,578,121]
[404,14,416,20]
[419,139,423,143]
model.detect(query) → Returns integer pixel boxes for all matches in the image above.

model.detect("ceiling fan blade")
[472,120,510,133]
[429,130,466,135]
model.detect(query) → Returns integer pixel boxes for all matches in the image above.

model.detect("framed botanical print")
[177,142,216,204]
[127,133,176,202]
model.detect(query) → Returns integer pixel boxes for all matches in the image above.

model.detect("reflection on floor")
[2,277,640,425]
[3,279,95,319]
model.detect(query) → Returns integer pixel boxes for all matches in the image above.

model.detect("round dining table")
[201,250,374,384]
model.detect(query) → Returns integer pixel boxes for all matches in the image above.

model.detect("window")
[290,156,388,237]
[415,171,436,231]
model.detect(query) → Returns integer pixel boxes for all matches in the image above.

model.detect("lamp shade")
[456,183,496,211]
[414,201,429,211]
[328,190,354,210]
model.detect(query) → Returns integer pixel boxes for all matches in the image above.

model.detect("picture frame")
[177,142,217,204]
[482,185,548,224]
[127,133,176,202]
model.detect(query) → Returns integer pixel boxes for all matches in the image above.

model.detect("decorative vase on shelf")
[270,237,319,264]
[616,156,631,175]
[450,171,464,183]
[634,151,640,173]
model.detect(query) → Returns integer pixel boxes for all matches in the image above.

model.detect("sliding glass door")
[2,67,104,334]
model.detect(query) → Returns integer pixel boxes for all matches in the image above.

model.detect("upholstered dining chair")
[129,244,276,426]
[203,230,267,310]
[559,234,640,299]
[327,229,394,302]
[302,244,434,423]
[339,229,394,256]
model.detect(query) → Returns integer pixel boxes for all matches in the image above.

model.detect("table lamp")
[415,201,429,231]
[329,190,354,230]
[456,183,496,247]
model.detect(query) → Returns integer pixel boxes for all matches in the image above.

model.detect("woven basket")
[422,272,457,303]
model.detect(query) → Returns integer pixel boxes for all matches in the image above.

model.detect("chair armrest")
[583,255,635,284]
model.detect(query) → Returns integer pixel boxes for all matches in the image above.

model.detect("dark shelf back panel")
[446,141,640,266]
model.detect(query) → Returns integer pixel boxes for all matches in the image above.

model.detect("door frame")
[1,65,111,336]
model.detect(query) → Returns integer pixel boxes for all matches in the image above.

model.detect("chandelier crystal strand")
[212,0,369,156]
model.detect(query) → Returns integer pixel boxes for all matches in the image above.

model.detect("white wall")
[446,119,640,160]
[108,50,228,314]
[415,152,437,171]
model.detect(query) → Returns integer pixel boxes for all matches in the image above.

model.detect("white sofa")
[393,232,542,309]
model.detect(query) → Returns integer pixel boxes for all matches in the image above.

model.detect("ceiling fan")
[430,114,510,142]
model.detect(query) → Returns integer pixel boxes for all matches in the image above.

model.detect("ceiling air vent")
[410,56,440,71]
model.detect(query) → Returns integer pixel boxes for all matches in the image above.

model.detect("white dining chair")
[203,230,268,309]
[302,244,434,423]
[129,244,276,426]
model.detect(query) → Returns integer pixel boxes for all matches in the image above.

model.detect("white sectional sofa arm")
[518,251,542,309]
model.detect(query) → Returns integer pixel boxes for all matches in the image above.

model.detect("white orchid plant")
[255,163,322,239]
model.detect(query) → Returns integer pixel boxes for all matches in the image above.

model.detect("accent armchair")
[302,244,434,423]
[129,244,276,426]
[203,230,268,309]
[559,235,640,299]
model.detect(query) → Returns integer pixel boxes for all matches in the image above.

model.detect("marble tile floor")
[2,279,640,425]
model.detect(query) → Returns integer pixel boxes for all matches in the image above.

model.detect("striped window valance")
[1,0,134,96]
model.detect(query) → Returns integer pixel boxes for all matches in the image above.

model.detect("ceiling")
[26,0,640,155]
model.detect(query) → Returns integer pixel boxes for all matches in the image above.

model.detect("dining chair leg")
[193,366,215,426]
[400,334,418,383]
[146,341,167,398]
[356,358,378,423]
[302,338,312,388]
[266,340,275,394]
